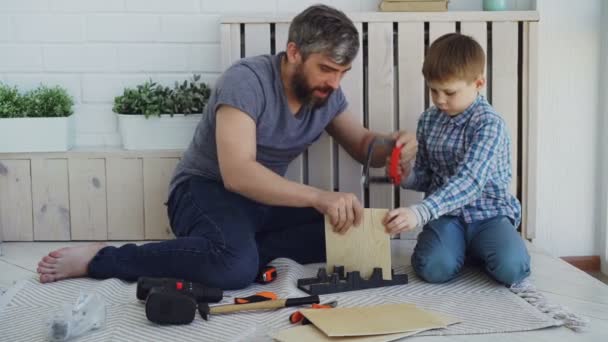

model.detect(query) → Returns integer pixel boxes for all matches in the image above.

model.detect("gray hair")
[288,5,359,65]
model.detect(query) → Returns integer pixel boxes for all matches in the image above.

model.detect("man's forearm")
[356,132,395,167]
[223,160,323,208]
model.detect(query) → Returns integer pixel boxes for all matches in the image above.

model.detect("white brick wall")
[0,0,533,147]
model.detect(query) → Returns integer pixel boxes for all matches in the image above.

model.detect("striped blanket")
[0,258,559,342]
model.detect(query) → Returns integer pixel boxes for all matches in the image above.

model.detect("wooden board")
[143,158,179,240]
[492,22,519,196]
[31,158,70,240]
[397,22,426,240]
[325,208,391,279]
[338,22,364,201]
[300,303,453,337]
[273,325,423,342]
[460,21,488,97]
[308,132,333,191]
[220,23,241,69]
[367,22,395,209]
[68,158,107,240]
[106,158,144,240]
[522,21,539,239]
[0,160,33,241]
[244,23,270,57]
[275,22,305,184]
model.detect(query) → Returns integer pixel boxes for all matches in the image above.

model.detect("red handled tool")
[388,145,403,185]
[362,137,403,187]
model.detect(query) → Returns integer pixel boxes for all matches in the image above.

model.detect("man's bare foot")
[37,243,106,283]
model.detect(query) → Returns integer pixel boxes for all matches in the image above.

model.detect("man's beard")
[292,65,334,110]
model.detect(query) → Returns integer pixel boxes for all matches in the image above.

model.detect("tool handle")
[211,299,287,314]
[388,146,402,185]
[210,295,319,314]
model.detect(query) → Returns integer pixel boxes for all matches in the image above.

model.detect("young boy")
[383,33,530,285]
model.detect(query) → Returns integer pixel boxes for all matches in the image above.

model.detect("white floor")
[1,240,608,341]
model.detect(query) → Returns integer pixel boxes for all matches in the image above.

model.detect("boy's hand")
[383,207,419,236]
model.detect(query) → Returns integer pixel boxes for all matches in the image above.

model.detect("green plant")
[22,86,74,117]
[0,84,25,118]
[113,75,211,118]
[0,83,73,118]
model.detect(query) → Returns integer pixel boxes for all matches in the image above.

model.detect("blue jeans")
[411,215,530,285]
[88,176,325,289]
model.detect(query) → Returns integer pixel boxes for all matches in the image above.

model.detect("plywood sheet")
[325,208,391,280]
[301,304,456,337]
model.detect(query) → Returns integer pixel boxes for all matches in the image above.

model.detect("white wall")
[532,0,603,257]
[4,0,606,258]
[0,0,534,146]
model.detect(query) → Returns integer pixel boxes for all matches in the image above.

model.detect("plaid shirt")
[404,95,521,226]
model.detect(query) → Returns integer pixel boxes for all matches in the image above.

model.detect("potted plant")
[113,75,211,150]
[0,84,74,153]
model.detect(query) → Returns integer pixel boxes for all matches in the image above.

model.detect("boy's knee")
[412,251,461,283]
[487,253,530,285]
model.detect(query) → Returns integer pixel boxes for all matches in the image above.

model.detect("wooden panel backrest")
[221,11,540,238]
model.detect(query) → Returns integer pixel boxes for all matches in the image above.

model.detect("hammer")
[198,295,320,320]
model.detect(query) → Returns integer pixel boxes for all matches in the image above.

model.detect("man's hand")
[383,207,419,236]
[313,191,363,234]
[392,130,417,164]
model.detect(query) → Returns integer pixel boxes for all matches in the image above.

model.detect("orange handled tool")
[234,291,277,304]
[289,300,338,324]
[256,266,277,284]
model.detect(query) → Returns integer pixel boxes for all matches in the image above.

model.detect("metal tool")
[361,137,403,188]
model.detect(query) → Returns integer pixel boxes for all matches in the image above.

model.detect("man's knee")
[412,250,462,283]
[192,249,259,290]
[487,252,531,285]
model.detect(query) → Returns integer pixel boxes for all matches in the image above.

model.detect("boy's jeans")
[88,176,325,289]
[412,215,531,285]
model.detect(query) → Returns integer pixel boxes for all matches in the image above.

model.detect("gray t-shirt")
[169,53,348,195]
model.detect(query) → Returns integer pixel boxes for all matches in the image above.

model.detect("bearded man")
[37,5,417,289]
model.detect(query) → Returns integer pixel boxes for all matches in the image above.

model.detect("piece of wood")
[397,22,425,240]
[221,12,540,24]
[106,158,144,240]
[522,21,539,240]
[273,325,424,342]
[0,160,33,241]
[244,23,270,57]
[460,21,488,97]
[143,157,179,240]
[308,132,334,191]
[220,23,241,70]
[560,256,601,272]
[338,22,364,202]
[325,208,391,280]
[300,303,452,337]
[275,22,305,185]
[491,21,519,196]
[68,158,107,240]
[274,308,460,342]
[31,158,70,240]
[368,22,395,209]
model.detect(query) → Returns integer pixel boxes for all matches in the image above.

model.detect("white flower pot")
[0,115,74,153]
[117,114,202,150]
